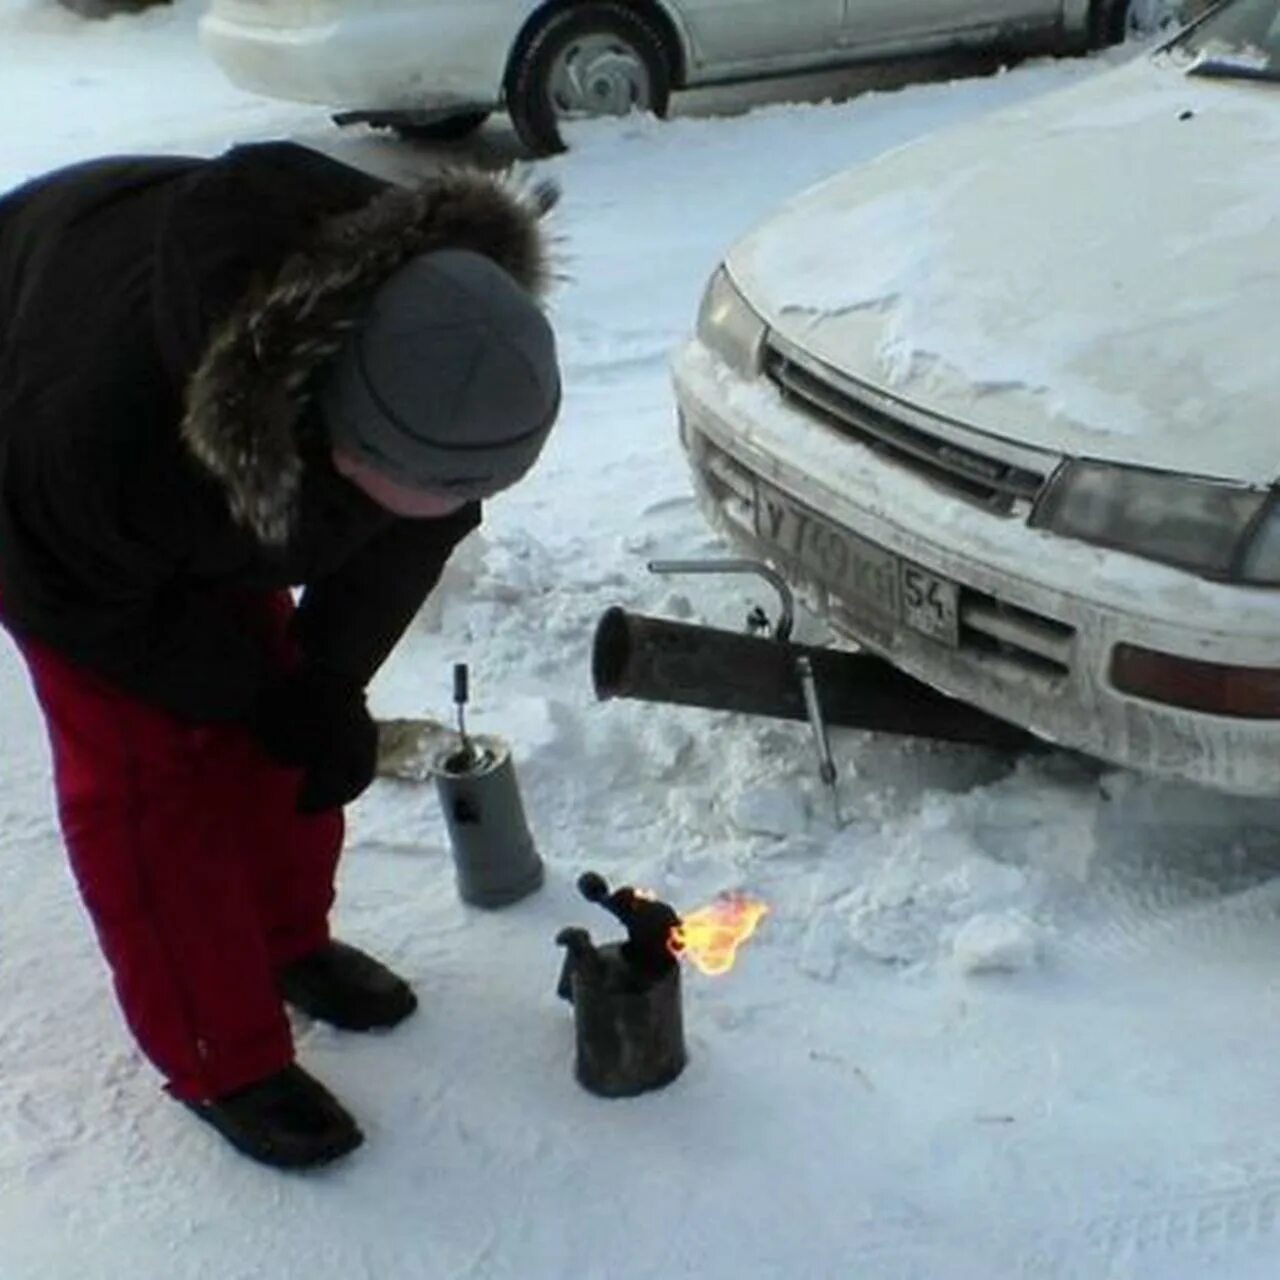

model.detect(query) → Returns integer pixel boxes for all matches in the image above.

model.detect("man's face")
[331,447,470,519]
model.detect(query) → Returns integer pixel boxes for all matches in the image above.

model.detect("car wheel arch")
[504,0,688,94]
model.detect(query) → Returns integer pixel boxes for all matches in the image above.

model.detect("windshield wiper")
[1187,56,1280,82]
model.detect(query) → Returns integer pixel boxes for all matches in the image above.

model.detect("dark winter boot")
[185,1064,363,1169]
[279,940,418,1031]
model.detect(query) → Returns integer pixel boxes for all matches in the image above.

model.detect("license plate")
[753,481,959,647]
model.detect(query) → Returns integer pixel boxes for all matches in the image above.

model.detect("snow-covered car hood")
[729,55,1280,484]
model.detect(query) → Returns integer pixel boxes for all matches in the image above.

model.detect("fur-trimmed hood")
[181,169,558,546]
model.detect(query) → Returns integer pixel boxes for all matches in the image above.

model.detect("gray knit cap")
[319,248,560,499]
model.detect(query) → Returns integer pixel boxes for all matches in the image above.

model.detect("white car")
[674,0,1280,796]
[200,0,1142,155]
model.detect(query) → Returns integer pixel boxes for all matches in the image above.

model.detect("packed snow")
[4,3,1280,1279]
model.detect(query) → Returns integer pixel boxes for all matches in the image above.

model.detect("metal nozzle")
[453,662,477,768]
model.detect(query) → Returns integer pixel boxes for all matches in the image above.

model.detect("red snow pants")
[7,593,343,1103]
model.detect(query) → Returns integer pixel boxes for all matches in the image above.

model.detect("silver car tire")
[1089,0,1175,47]
[506,2,673,156]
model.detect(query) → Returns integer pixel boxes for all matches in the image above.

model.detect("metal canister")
[556,934,687,1098]
[433,734,545,908]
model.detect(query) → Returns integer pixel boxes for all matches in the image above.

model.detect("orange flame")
[669,894,769,976]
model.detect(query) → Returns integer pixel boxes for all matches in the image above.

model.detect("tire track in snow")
[1016,1177,1280,1278]
[560,327,679,382]
[1052,843,1280,969]
[1029,777,1280,970]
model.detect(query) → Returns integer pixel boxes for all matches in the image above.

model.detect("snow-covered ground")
[4,3,1280,1278]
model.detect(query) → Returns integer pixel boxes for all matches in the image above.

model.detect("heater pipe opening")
[592,606,633,701]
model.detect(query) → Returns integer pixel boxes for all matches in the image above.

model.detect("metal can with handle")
[432,734,544,908]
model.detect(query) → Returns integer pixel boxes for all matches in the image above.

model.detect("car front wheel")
[57,0,169,13]
[505,2,672,156]
[1089,0,1178,47]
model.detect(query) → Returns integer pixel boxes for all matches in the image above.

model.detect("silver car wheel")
[546,34,653,118]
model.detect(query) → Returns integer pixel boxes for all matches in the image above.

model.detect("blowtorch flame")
[669,894,769,976]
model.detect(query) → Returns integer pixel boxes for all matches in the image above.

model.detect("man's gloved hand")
[249,666,379,814]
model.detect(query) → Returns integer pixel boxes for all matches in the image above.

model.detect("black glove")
[250,666,379,814]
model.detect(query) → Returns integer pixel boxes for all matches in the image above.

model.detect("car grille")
[763,344,1047,515]
[956,588,1075,681]
[825,584,1075,686]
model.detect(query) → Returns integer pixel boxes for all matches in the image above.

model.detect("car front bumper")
[674,338,1280,796]
[199,3,518,111]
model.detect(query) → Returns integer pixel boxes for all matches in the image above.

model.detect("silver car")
[201,0,1148,154]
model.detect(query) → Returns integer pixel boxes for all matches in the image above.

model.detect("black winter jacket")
[0,142,553,723]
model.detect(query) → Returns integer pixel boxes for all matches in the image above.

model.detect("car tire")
[505,2,673,156]
[57,0,169,14]
[1085,0,1119,46]
[1088,0,1175,48]
[391,112,492,144]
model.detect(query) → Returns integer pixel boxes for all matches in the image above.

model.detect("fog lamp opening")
[1110,644,1280,719]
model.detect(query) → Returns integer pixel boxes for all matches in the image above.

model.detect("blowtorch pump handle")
[453,663,469,710]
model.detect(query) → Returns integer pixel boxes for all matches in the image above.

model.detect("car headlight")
[1030,460,1280,584]
[696,267,766,378]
